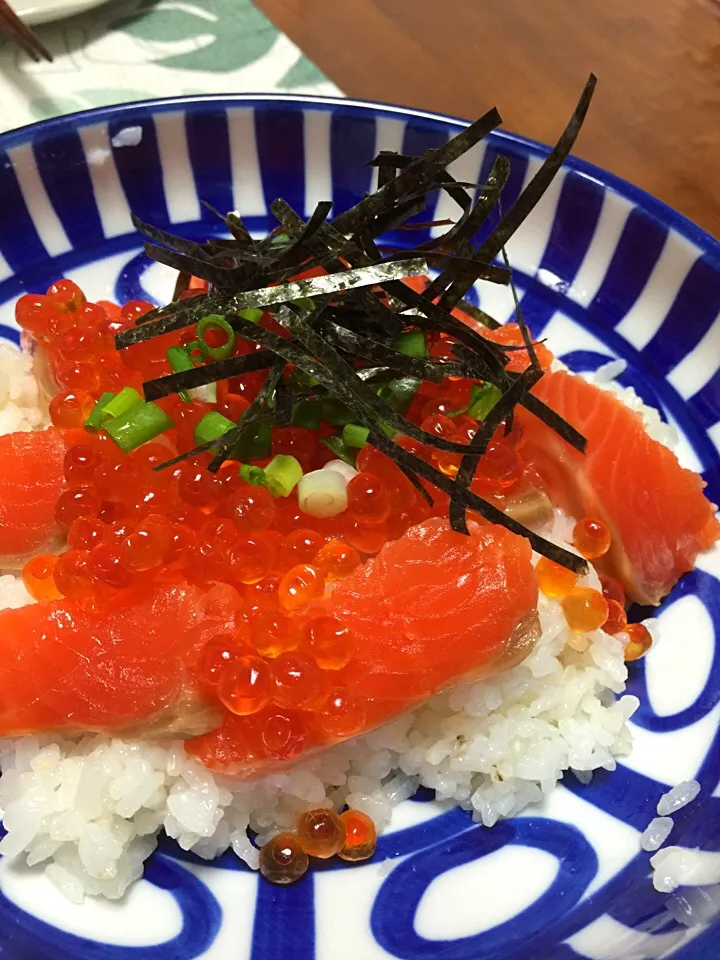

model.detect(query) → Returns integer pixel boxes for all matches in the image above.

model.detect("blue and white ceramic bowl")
[0,95,718,960]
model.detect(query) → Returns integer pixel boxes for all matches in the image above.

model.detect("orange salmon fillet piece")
[517,370,720,605]
[0,428,78,567]
[187,520,538,777]
[0,581,240,738]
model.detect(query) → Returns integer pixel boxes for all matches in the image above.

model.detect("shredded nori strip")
[132,76,598,570]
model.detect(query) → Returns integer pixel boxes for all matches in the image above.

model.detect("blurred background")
[2,0,718,235]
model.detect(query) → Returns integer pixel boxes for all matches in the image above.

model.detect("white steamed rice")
[0,342,664,903]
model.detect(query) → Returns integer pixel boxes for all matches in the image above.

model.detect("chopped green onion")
[166,346,193,403]
[377,376,421,415]
[265,454,303,497]
[321,398,355,426]
[320,434,358,468]
[391,330,427,358]
[102,387,144,420]
[292,297,315,312]
[84,391,115,432]
[194,411,235,446]
[236,420,272,460]
[185,340,205,366]
[469,382,502,420]
[288,369,320,390]
[103,402,174,454]
[240,463,266,486]
[198,314,236,361]
[237,308,263,323]
[343,423,369,448]
[291,400,323,431]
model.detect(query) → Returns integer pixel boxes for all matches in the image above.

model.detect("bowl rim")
[2,91,718,264]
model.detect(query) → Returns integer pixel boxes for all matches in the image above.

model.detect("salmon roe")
[307,617,353,670]
[217,655,270,715]
[252,611,302,658]
[317,688,366,738]
[259,833,309,885]
[338,810,377,862]
[53,550,93,598]
[624,622,653,661]
[270,652,325,709]
[562,587,609,633]
[573,517,612,559]
[196,635,246,686]
[22,554,62,601]
[278,563,325,611]
[603,599,628,635]
[49,390,94,428]
[296,808,346,859]
[313,539,361,581]
[536,557,579,599]
[347,473,391,525]
[600,576,626,606]
[261,711,309,760]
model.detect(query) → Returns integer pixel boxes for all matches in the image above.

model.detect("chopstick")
[0,0,52,62]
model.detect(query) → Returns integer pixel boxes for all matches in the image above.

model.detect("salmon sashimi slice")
[516,370,720,605]
[187,519,539,778]
[0,581,239,738]
[0,428,74,568]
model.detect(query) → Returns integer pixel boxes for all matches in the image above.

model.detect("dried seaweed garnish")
[449,245,543,535]
[115,258,429,349]
[132,76,598,570]
[143,350,275,401]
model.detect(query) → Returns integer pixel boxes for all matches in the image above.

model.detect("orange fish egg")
[307,617,353,670]
[53,357,100,394]
[473,442,523,493]
[562,587,609,633]
[47,278,86,312]
[15,293,55,338]
[53,549,93,598]
[278,564,325,611]
[279,529,325,571]
[231,533,278,585]
[536,557,579,599]
[261,710,309,761]
[600,576,626,607]
[338,810,377,862]
[296,808,346,859]
[259,833,309,885]
[54,488,102,529]
[196,635,246,686]
[121,518,172,572]
[347,473,391,525]
[317,688,366,738]
[573,517,612,559]
[603,599,628,635]
[88,541,133,590]
[67,516,106,551]
[342,518,389,555]
[624,622,653,661]
[49,390,94,429]
[22,554,62,602]
[270,652,325,709]
[63,444,100,486]
[217,655,270,716]
[252,611,302,658]
[228,486,277,533]
[313,539,361,581]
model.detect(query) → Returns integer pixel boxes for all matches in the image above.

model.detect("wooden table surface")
[257,0,720,238]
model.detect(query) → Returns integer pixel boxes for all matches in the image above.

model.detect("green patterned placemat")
[0,0,343,132]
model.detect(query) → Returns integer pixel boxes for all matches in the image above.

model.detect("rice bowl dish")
[0,82,717,960]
